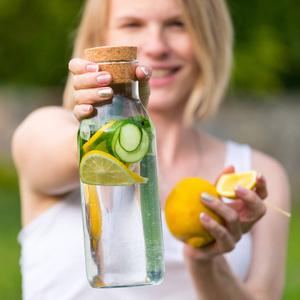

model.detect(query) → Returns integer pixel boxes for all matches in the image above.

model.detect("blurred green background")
[0,0,299,299]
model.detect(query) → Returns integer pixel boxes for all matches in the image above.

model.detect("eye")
[167,18,185,30]
[125,22,141,28]
[172,20,184,28]
[121,19,143,29]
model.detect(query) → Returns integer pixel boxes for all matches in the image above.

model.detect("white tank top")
[18,141,252,300]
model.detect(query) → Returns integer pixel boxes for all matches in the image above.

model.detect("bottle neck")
[110,81,139,101]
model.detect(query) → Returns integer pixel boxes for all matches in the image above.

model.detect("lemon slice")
[128,169,148,184]
[84,185,102,241]
[80,150,147,186]
[216,170,257,198]
[83,121,116,154]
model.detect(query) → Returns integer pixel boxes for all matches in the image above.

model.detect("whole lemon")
[165,177,224,248]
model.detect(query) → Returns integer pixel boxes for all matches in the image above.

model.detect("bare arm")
[246,151,290,298]
[184,153,290,300]
[12,106,80,196]
[12,106,81,225]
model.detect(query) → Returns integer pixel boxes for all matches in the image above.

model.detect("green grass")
[0,160,299,299]
[0,160,22,299]
[282,201,300,299]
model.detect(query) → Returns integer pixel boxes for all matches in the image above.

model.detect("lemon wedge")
[80,150,147,186]
[83,121,116,154]
[216,170,257,198]
[84,185,102,241]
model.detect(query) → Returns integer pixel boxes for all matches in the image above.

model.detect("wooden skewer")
[264,201,291,217]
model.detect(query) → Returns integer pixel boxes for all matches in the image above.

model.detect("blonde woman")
[13,0,290,299]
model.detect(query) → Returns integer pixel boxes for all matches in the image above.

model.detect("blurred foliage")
[228,0,300,94]
[0,0,299,94]
[0,0,83,86]
[0,158,21,299]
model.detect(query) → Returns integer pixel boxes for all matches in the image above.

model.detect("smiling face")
[105,0,199,114]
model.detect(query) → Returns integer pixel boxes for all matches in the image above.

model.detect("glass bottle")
[77,46,164,288]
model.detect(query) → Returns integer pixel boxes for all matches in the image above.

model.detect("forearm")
[186,255,258,300]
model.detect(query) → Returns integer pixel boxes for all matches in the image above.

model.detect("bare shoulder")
[252,148,290,208]
[252,149,289,185]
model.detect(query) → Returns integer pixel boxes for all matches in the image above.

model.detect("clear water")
[80,154,164,288]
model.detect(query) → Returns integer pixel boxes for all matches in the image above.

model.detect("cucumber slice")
[114,128,150,163]
[109,127,121,155]
[119,123,142,152]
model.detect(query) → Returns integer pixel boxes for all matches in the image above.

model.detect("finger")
[139,81,151,109]
[201,193,242,242]
[73,104,93,121]
[200,213,235,253]
[73,87,113,105]
[235,186,267,218]
[136,65,152,81]
[214,165,235,185]
[69,58,99,75]
[73,72,112,90]
[136,65,152,109]
[255,173,268,199]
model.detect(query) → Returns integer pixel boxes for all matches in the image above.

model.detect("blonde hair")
[177,0,233,125]
[63,0,233,125]
[63,0,108,109]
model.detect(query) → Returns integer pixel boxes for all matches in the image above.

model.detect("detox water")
[79,46,164,288]
[78,118,164,288]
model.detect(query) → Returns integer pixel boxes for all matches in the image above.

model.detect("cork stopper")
[84,46,137,62]
[84,46,138,84]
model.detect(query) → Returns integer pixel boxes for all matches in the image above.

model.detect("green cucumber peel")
[108,127,121,157]
[114,128,150,163]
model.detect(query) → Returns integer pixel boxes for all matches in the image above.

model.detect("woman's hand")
[68,58,152,121]
[184,166,267,260]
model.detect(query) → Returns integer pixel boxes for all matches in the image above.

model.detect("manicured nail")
[235,185,248,196]
[200,212,211,222]
[140,66,149,77]
[96,74,111,85]
[201,192,214,202]
[82,105,92,112]
[98,88,112,98]
[258,173,264,182]
[86,64,99,72]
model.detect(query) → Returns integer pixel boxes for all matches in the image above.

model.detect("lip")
[150,67,180,88]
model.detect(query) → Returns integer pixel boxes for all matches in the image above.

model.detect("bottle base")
[89,270,164,289]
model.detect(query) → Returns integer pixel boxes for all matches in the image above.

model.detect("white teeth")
[152,69,173,78]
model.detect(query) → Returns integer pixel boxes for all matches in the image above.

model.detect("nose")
[143,25,170,59]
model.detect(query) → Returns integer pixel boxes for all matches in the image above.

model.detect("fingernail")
[86,64,99,72]
[98,88,112,98]
[82,105,92,112]
[201,192,214,202]
[140,66,149,77]
[258,173,264,182]
[200,212,211,222]
[96,74,111,85]
[235,186,248,196]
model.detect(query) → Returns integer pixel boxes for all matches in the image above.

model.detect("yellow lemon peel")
[165,177,224,248]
